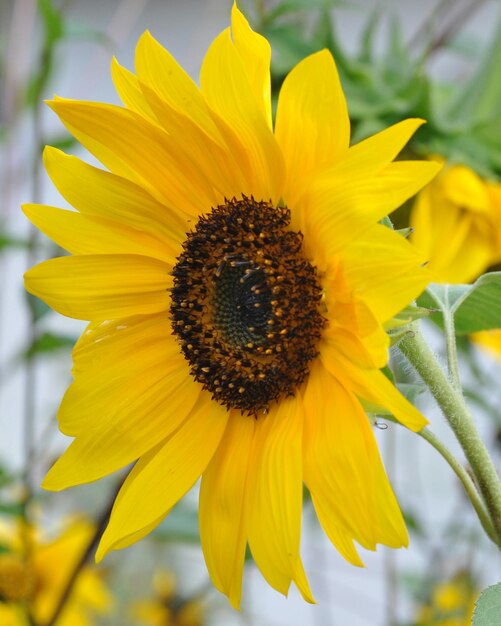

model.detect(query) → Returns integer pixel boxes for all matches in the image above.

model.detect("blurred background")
[1,1,501,625]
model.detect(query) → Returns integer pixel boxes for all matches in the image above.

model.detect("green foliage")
[258,0,501,179]
[419,273,501,335]
[0,232,29,252]
[472,583,501,625]
[23,331,75,359]
[25,0,65,108]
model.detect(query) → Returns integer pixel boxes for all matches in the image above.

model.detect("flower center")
[170,197,325,415]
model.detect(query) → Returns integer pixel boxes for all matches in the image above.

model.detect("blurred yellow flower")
[411,162,501,284]
[415,573,478,626]
[131,570,203,626]
[0,518,112,626]
[24,3,439,608]
[470,329,501,362]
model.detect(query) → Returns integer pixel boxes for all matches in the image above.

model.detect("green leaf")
[445,16,501,126]
[45,133,79,152]
[418,274,501,335]
[452,273,501,334]
[264,0,344,24]
[423,283,469,312]
[24,332,75,359]
[472,583,501,625]
[264,24,321,77]
[359,8,380,63]
[0,502,24,517]
[38,0,65,46]
[0,233,29,251]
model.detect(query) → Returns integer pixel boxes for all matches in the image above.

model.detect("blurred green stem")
[417,427,498,545]
[399,324,501,547]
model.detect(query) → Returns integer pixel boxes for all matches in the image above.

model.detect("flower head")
[415,572,478,626]
[0,518,112,626]
[471,329,501,362]
[410,161,501,284]
[24,4,440,608]
[131,570,203,626]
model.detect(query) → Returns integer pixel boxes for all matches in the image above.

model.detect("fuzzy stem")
[399,325,501,545]
[417,427,498,545]
[442,293,461,392]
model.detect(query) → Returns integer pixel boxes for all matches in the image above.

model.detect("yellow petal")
[301,160,441,263]
[247,394,314,603]
[43,147,188,246]
[22,204,174,264]
[47,99,217,215]
[43,358,200,492]
[96,396,229,560]
[136,78,248,202]
[321,350,427,432]
[276,49,349,197]
[111,56,158,123]
[200,28,284,202]
[442,165,490,213]
[230,3,272,126]
[412,188,492,283]
[71,313,172,378]
[303,363,408,556]
[340,224,430,322]
[331,118,425,179]
[101,515,167,555]
[134,30,221,141]
[199,412,255,610]
[322,326,389,370]
[25,254,171,320]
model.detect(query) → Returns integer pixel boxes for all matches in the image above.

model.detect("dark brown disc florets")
[170,197,326,415]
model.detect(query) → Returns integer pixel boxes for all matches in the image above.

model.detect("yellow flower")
[415,574,478,626]
[0,519,112,626]
[131,570,203,626]
[470,329,501,361]
[24,4,439,608]
[410,161,501,284]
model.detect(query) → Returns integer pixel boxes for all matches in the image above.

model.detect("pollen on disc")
[170,197,326,415]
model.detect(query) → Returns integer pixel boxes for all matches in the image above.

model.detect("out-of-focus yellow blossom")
[470,329,501,362]
[131,570,203,626]
[0,518,112,626]
[411,162,501,284]
[415,573,478,626]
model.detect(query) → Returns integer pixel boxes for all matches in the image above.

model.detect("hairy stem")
[442,291,461,392]
[417,427,498,545]
[399,325,501,545]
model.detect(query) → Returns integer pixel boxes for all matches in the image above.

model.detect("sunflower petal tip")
[228,595,242,611]
[40,473,62,492]
[95,542,107,564]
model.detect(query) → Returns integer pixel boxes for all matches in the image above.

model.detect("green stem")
[442,290,461,391]
[399,325,501,545]
[417,427,498,545]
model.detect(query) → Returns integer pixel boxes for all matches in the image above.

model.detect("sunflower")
[470,329,501,362]
[24,4,440,608]
[410,161,501,284]
[130,570,203,626]
[0,518,112,626]
[415,572,478,626]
